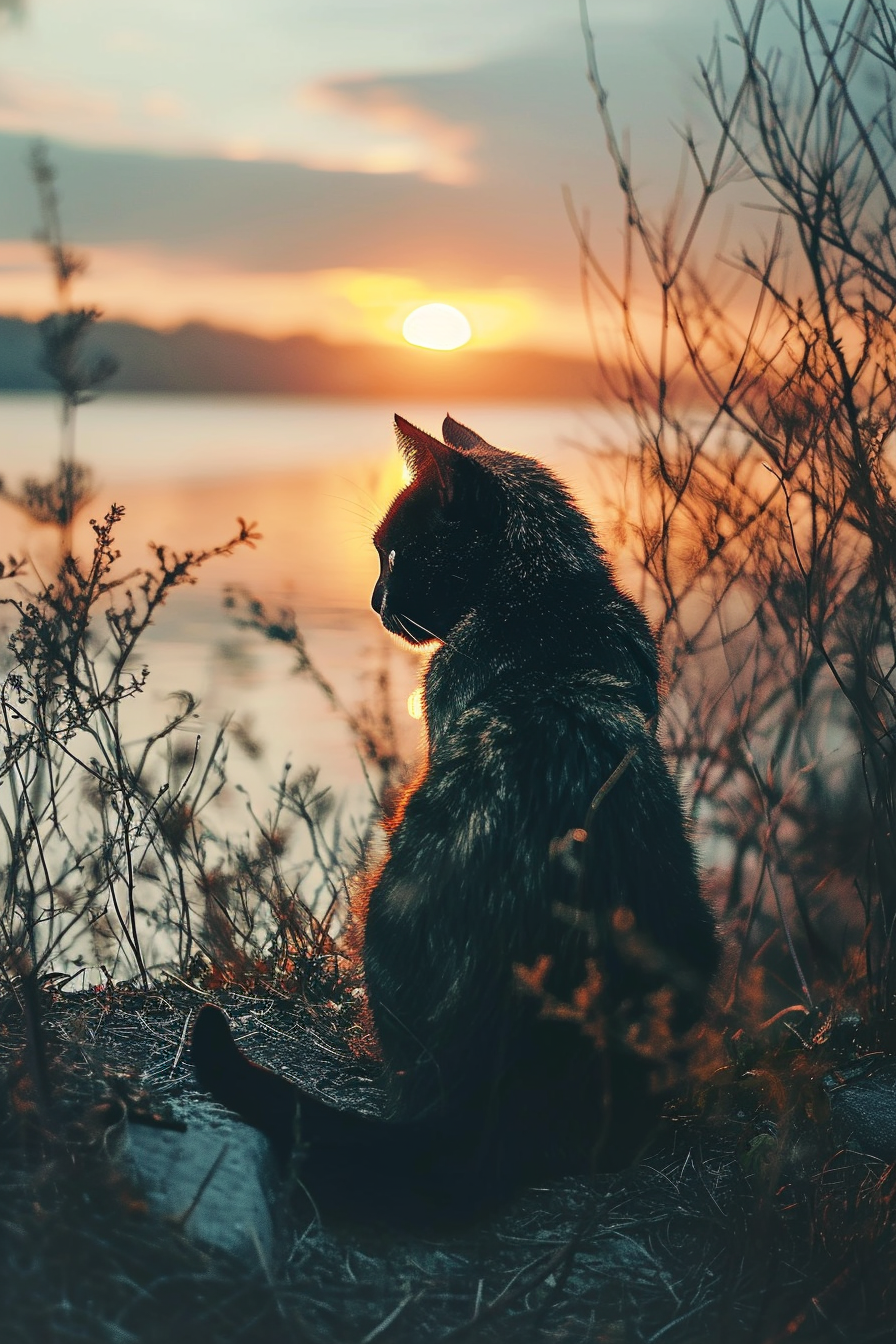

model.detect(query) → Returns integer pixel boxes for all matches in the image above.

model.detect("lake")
[0,394,622,889]
[0,393,622,484]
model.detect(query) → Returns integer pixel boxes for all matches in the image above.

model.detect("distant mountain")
[0,315,600,400]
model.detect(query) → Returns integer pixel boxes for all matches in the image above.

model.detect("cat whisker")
[394,615,437,645]
[395,614,427,644]
[405,615,435,642]
[397,612,477,661]
[339,525,381,544]
[332,474,384,515]
[326,495,381,528]
[335,514,378,532]
[334,504,381,529]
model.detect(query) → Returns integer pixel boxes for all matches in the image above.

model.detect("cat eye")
[388,549,396,572]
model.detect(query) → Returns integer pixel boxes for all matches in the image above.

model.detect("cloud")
[0,127,583,294]
[298,75,478,185]
[0,60,478,183]
[104,29,158,56]
[0,69,211,156]
[0,5,728,351]
[142,89,186,121]
[0,0,567,178]
[0,71,119,134]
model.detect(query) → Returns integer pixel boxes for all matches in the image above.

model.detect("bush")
[576,0,896,1028]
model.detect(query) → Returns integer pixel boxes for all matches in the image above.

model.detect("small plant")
[0,143,117,554]
[0,506,263,988]
[0,147,387,1000]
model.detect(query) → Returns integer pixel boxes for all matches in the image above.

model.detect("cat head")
[371,413,599,646]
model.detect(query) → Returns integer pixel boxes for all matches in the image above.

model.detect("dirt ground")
[0,980,892,1344]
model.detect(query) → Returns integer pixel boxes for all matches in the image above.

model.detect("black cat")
[192,414,719,1220]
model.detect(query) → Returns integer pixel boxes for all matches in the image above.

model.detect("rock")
[118,1098,280,1263]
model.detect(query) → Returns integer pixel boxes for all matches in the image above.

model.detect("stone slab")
[119,1098,279,1264]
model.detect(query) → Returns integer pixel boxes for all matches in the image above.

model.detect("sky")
[0,0,749,355]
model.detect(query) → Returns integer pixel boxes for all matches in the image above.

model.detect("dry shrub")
[576,0,896,1028]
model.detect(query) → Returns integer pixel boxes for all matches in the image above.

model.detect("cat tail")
[191,1003,299,1163]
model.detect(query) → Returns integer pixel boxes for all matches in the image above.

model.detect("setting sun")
[402,302,472,351]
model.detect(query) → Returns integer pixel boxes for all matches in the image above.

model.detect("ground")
[0,981,893,1343]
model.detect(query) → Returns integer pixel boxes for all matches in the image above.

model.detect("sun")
[402,303,472,351]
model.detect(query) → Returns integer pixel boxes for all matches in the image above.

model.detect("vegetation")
[568,0,896,1328]
[568,0,896,1015]
[575,0,896,1021]
[3,0,896,1339]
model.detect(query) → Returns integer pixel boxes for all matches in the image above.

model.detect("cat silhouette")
[192,414,719,1222]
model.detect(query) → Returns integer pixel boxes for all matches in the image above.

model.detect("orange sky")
[0,1,732,356]
[0,239,595,355]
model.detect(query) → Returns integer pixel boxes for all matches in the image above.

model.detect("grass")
[3,978,896,1341]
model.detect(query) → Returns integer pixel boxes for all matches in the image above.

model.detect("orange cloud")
[298,76,478,185]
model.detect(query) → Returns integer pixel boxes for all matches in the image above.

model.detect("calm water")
[0,393,620,818]
[0,393,622,483]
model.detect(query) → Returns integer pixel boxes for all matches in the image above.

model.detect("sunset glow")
[402,303,472,351]
[0,243,593,355]
[0,0,726,366]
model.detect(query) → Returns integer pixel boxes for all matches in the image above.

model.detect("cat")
[192,413,720,1220]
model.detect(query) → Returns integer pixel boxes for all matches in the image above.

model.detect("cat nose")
[371,580,384,614]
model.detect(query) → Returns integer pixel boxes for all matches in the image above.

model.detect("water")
[0,392,621,483]
[0,392,621,612]
[0,394,620,975]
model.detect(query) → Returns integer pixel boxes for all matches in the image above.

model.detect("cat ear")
[442,414,494,453]
[394,414,458,503]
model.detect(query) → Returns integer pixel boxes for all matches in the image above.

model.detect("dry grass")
[0,977,895,1343]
